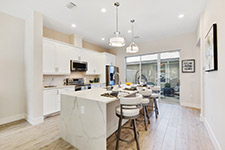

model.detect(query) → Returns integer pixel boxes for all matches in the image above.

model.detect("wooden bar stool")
[115,94,142,150]
[138,89,152,131]
[151,86,160,119]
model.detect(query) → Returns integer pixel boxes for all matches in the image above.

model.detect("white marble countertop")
[61,87,136,104]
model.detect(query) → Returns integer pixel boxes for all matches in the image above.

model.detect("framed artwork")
[205,24,218,72]
[182,59,195,73]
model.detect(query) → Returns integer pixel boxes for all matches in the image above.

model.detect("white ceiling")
[0,0,207,49]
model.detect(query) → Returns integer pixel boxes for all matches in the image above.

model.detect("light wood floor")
[0,103,215,150]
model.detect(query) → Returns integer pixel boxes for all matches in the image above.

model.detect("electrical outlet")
[80,106,85,114]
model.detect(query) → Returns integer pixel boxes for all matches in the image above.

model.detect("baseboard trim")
[180,102,201,109]
[0,114,25,125]
[25,115,44,125]
[203,116,222,150]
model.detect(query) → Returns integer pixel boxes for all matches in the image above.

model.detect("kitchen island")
[60,88,129,150]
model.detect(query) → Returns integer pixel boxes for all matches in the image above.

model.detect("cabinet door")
[43,40,55,74]
[55,43,70,74]
[69,48,81,61]
[106,54,116,66]
[56,88,75,112]
[94,53,103,74]
[111,55,116,66]
[43,89,57,115]
[82,50,94,74]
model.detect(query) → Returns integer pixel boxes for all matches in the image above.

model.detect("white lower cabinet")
[43,87,74,116]
[43,89,57,116]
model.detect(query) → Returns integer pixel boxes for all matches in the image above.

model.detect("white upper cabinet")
[68,47,81,61]
[105,53,116,66]
[43,40,55,74]
[54,43,70,74]
[43,38,117,79]
[84,50,103,75]
[43,39,70,75]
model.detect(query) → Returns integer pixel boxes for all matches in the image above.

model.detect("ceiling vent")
[65,2,76,9]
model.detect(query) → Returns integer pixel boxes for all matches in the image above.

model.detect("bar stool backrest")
[139,89,152,97]
[151,86,160,92]
[120,94,142,105]
[137,86,148,92]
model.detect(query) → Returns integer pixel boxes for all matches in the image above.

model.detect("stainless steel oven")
[65,78,91,91]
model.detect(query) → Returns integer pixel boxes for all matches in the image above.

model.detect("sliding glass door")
[126,56,141,84]
[160,52,180,103]
[140,54,158,86]
[125,51,180,103]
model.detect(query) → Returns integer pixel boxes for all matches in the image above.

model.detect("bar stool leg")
[145,106,151,124]
[153,98,158,119]
[116,117,122,150]
[132,119,140,150]
[143,106,148,131]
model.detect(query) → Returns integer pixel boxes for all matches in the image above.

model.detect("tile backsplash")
[43,72,100,86]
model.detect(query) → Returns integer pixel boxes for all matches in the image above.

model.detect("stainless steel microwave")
[70,60,88,72]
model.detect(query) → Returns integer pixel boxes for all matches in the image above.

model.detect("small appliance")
[70,60,88,72]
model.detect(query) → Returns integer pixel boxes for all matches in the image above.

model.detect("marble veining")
[60,88,132,150]
[61,94,107,150]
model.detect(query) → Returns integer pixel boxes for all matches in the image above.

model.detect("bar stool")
[138,89,152,131]
[115,94,142,150]
[151,86,160,119]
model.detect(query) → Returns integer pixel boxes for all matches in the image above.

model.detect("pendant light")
[126,20,139,53]
[109,2,125,47]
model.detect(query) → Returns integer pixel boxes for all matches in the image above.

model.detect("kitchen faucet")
[114,72,121,88]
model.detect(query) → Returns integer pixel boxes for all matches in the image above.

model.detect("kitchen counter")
[60,87,133,150]
[62,88,117,104]
[43,85,75,90]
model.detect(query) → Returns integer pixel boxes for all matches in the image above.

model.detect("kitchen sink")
[44,85,57,88]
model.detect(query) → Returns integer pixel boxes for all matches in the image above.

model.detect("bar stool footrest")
[115,126,140,143]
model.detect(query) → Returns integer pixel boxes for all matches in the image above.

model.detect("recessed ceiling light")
[101,8,107,13]
[178,14,184,19]
[101,38,105,41]
[71,24,76,28]
[128,30,132,33]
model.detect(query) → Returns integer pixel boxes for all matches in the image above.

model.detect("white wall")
[199,0,225,149]
[110,32,201,109]
[0,12,26,124]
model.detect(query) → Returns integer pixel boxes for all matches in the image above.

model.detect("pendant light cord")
[132,21,134,42]
[131,20,135,42]
[116,6,118,33]
[114,2,120,35]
